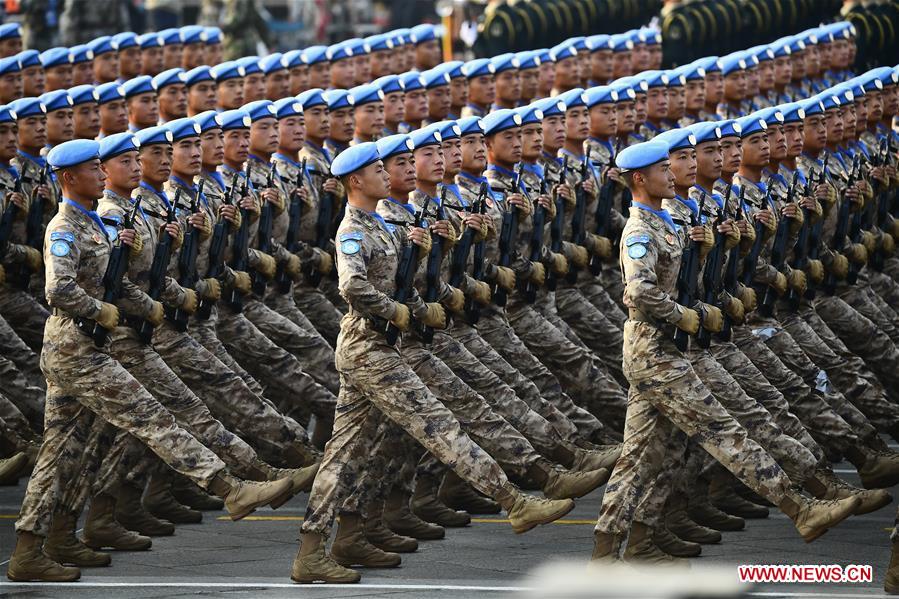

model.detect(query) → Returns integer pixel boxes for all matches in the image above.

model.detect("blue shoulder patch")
[49,231,75,243]
[627,243,648,259]
[104,225,118,242]
[340,239,361,255]
[625,233,651,246]
[339,231,363,242]
[385,223,397,234]
[50,240,70,257]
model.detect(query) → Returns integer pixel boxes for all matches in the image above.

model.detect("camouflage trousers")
[190,309,265,395]
[589,267,628,327]
[0,311,45,391]
[0,287,49,353]
[301,319,508,537]
[0,352,43,431]
[289,283,344,347]
[554,285,626,386]
[594,322,791,536]
[836,281,899,345]
[870,270,899,314]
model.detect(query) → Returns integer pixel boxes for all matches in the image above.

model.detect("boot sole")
[331,555,402,569]
[291,573,362,584]
[412,511,470,527]
[7,569,81,582]
[511,500,575,534]
[369,542,418,553]
[83,537,151,552]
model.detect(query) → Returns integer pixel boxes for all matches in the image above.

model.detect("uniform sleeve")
[161,276,188,308]
[44,228,103,319]
[337,233,399,321]
[621,232,686,325]
[116,275,155,318]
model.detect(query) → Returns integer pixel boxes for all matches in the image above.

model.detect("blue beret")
[786,35,806,54]
[548,42,577,62]
[640,27,662,46]
[326,41,354,62]
[349,83,384,106]
[39,90,73,112]
[755,106,785,127]
[374,74,404,95]
[376,133,414,160]
[9,98,46,118]
[210,61,245,82]
[557,88,587,110]
[391,28,411,46]
[301,45,328,65]
[96,82,125,104]
[111,32,138,51]
[457,116,485,136]
[869,66,898,87]
[365,33,395,53]
[627,29,644,45]
[47,139,99,170]
[514,51,541,70]
[273,97,303,119]
[399,71,425,92]
[617,140,668,171]
[533,96,567,117]
[490,53,520,74]
[323,89,354,111]
[609,33,634,53]
[567,36,588,52]
[584,86,618,107]
[185,65,213,87]
[282,49,305,68]
[193,110,223,132]
[535,48,551,63]
[674,62,705,82]
[235,56,261,76]
[609,80,637,101]
[219,109,251,130]
[87,36,115,56]
[654,128,696,152]
[69,85,98,106]
[800,29,819,47]
[135,124,174,146]
[69,45,93,64]
[99,131,140,161]
[121,75,156,98]
[462,59,495,79]
[665,70,686,88]
[433,119,462,140]
[686,121,723,144]
[0,56,21,75]
[735,114,768,137]
[205,27,222,44]
[720,52,748,76]
[345,38,369,56]
[749,45,775,63]
[777,102,806,123]
[435,60,465,80]
[513,105,542,125]
[695,56,721,74]
[835,84,858,104]
[297,88,327,109]
[409,123,444,147]
[137,32,163,49]
[0,105,15,123]
[16,50,40,69]
[769,37,793,58]
[179,25,206,44]
[158,28,182,46]
[718,118,743,138]
[743,52,760,69]
[481,108,522,136]
[586,34,611,52]
[243,100,277,122]
[639,70,669,88]
[813,27,834,44]
[799,97,825,117]
[0,23,21,41]
[259,53,287,74]
[166,117,202,140]
[39,47,72,69]
[153,68,187,90]
[817,90,843,111]
[410,23,441,44]
[420,67,450,89]
[331,141,380,176]
[615,76,648,94]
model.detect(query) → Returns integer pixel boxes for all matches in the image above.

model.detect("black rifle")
[759,172,799,316]
[565,155,590,284]
[251,165,277,296]
[803,154,830,301]
[520,173,547,303]
[170,184,204,330]
[696,204,727,349]
[225,167,252,312]
[464,190,488,324]
[413,189,447,343]
[373,196,432,345]
[77,198,142,346]
[448,182,486,290]
[740,187,771,288]
[15,165,48,289]
[869,140,891,272]
[824,155,860,294]
[545,156,568,291]
[493,164,523,307]
[787,166,822,309]
[589,160,614,276]
[136,189,180,342]
[719,185,741,341]
[275,159,306,293]
[0,176,22,260]
[306,173,336,287]
[673,191,707,352]
[197,173,239,319]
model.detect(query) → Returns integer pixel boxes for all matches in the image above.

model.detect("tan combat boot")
[83,493,152,551]
[411,474,470,527]
[0,452,28,485]
[855,448,899,489]
[331,513,402,568]
[171,474,224,511]
[363,502,418,553]
[571,444,621,473]
[533,459,609,500]
[885,538,899,594]
[779,489,860,542]
[115,483,175,536]
[208,472,293,521]
[652,523,701,558]
[7,531,81,582]
[291,532,361,584]
[709,477,769,519]
[622,522,689,567]
[254,461,320,510]
[43,512,111,567]
[807,468,891,515]
[438,471,500,515]
[495,482,574,534]
[591,530,626,563]
[283,441,321,468]
[383,488,445,540]
[666,501,721,545]
[143,472,202,524]
[687,489,745,531]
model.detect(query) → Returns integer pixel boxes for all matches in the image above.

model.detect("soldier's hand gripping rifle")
[673,191,707,352]
[275,159,306,293]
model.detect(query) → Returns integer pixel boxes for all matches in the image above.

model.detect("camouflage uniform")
[221,0,270,61]
[59,0,128,46]
[300,205,509,537]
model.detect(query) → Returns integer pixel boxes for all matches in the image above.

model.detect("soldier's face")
[0,38,22,58]
[118,47,143,79]
[591,51,613,82]
[173,136,203,176]
[565,106,589,142]
[206,44,223,66]
[469,75,495,106]
[745,68,760,95]
[768,124,787,160]
[695,140,722,181]
[783,123,804,157]
[188,82,217,115]
[631,44,650,72]
[668,147,697,188]
[0,122,17,162]
[352,160,389,200]
[416,40,441,70]
[22,66,45,96]
[790,53,806,80]
[824,109,843,144]
[353,55,371,85]
[370,50,391,79]
[818,43,832,69]
[218,78,244,109]
[757,62,775,90]
[304,105,330,142]
[495,70,521,105]
[461,133,486,173]
[519,68,538,101]
[383,92,405,126]
[537,62,554,95]
[128,92,159,128]
[633,93,647,123]
[355,102,385,139]
[649,46,662,70]
[101,149,141,191]
[278,115,305,152]
[666,87,685,120]
[589,103,617,137]
[386,153,416,195]
[884,86,899,117]
[805,45,819,74]
[831,41,848,69]
[309,63,330,89]
[182,43,205,71]
[742,132,769,167]
[63,158,106,200]
[243,74,265,104]
[289,66,309,96]
[94,53,119,83]
[330,59,355,90]
[159,84,188,120]
[843,105,857,139]
[163,45,183,70]
[541,114,566,150]
[141,48,164,76]
[265,70,290,101]
[704,72,723,105]
[487,127,522,164]
[719,137,743,173]
[577,54,591,82]
[646,88,668,120]
[554,58,579,88]
[250,118,279,155]
[427,86,451,121]
[520,124,543,161]
[414,144,445,184]
[46,108,74,145]
[139,144,173,185]
[847,40,857,64]
[802,115,826,151]
[612,52,631,78]
[100,100,128,134]
[45,65,73,91]
[685,81,705,112]
[18,115,47,151]
[404,89,428,122]
[723,72,746,102]
[73,62,94,85]
[868,91,884,122]
[329,107,355,143]
[441,138,462,177]
[615,101,635,134]
[200,129,224,167]
[636,159,675,199]
[773,57,791,86]
[0,71,23,103]
[450,77,468,108]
